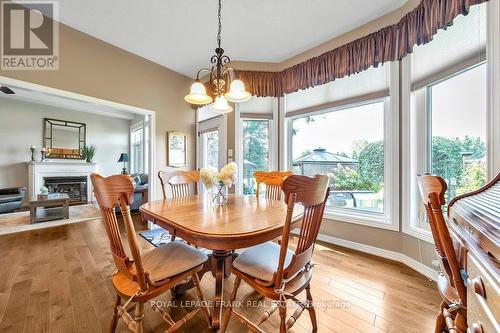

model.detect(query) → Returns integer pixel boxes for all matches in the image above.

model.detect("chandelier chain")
[217,0,222,49]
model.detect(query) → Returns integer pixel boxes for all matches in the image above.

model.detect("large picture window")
[291,101,385,213]
[402,2,488,240]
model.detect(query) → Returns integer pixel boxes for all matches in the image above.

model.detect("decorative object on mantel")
[37,186,49,200]
[184,0,251,113]
[81,145,96,163]
[117,152,129,174]
[40,147,47,161]
[29,144,36,162]
[167,132,187,167]
[200,162,237,207]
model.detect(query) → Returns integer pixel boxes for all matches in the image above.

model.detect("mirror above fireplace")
[43,118,86,159]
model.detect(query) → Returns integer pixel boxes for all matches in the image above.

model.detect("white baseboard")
[315,233,438,281]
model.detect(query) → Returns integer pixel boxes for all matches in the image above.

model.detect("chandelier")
[184,0,251,113]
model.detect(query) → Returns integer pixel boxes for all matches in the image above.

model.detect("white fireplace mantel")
[26,161,98,202]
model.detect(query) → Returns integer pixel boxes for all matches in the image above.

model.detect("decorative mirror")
[43,118,86,159]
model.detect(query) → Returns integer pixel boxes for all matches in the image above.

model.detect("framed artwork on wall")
[167,131,187,167]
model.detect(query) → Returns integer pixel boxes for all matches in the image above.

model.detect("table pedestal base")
[174,249,237,330]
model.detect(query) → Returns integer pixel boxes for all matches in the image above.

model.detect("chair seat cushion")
[232,241,294,282]
[142,241,208,283]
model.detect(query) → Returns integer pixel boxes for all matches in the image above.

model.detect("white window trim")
[130,120,145,174]
[196,113,227,173]
[234,100,279,195]
[402,3,500,242]
[487,0,500,176]
[285,62,400,231]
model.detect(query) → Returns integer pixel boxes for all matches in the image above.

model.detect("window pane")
[430,64,487,202]
[292,101,385,213]
[202,130,219,169]
[242,120,270,195]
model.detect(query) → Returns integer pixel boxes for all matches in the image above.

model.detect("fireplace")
[44,176,88,205]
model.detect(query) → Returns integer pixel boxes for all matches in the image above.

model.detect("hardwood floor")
[0,215,440,332]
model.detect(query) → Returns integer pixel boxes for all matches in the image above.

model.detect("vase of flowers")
[200,162,237,207]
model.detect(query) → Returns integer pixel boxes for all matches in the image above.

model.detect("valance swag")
[237,0,488,97]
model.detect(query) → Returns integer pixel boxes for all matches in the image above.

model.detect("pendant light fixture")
[184,0,251,113]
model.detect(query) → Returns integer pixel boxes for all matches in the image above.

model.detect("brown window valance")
[237,0,488,97]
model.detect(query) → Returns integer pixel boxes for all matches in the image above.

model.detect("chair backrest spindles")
[417,174,467,305]
[273,174,330,287]
[91,173,147,290]
[254,171,293,201]
[158,170,200,199]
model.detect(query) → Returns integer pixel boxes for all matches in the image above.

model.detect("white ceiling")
[47,0,408,78]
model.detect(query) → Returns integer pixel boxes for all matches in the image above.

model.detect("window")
[403,3,488,240]
[291,101,385,213]
[242,119,270,195]
[285,62,398,230]
[130,122,144,174]
[202,130,219,169]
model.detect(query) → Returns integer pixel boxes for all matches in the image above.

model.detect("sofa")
[130,173,149,211]
[0,187,27,214]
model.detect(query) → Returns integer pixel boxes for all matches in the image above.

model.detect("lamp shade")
[210,95,233,113]
[184,82,213,105]
[225,79,251,103]
[117,153,129,162]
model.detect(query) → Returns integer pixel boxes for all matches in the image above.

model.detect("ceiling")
[44,0,407,78]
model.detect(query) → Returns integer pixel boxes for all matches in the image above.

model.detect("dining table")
[139,194,303,329]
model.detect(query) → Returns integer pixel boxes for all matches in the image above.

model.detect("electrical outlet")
[228,149,233,157]
[432,260,440,270]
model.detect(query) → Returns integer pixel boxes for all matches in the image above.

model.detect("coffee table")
[29,193,70,224]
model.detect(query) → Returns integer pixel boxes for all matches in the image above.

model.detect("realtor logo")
[1,1,59,70]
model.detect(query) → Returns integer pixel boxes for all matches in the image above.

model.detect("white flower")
[200,167,218,188]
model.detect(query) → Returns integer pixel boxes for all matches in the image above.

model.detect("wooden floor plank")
[0,216,440,333]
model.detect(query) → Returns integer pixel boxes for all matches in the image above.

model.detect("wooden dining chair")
[254,171,293,201]
[158,170,200,242]
[222,174,330,333]
[91,173,211,333]
[158,170,200,199]
[417,174,467,333]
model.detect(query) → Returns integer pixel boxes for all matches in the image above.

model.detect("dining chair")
[91,173,210,333]
[158,170,200,242]
[254,171,293,200]
[417,174,467,333]
[158,170,200,199]
[222,174,330,333]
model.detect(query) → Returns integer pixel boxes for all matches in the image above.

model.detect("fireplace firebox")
[44,176,88,205]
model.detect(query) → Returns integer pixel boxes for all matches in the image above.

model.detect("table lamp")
[117,153,129,174]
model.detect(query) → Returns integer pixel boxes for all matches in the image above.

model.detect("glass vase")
[211,181,228,207]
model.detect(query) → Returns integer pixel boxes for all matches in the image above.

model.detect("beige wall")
[0,11,196,199]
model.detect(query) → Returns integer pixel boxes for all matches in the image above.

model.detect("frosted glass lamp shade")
[184,82,213,105]
[225,79,251,103]
[210,95,233,113]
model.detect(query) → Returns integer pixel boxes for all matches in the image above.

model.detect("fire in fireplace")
[44,176,88,205]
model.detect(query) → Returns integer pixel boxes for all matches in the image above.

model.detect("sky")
[292,63,487,159]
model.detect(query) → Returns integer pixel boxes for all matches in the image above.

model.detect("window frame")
[240,118,274,195]
[130,120,145,175]
[402,56,494,243]
[285,62,400,231]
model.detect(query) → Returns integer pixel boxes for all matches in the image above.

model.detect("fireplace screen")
[44,176,87,205]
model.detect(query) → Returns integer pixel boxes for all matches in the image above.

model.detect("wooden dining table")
[139,194,303,329]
